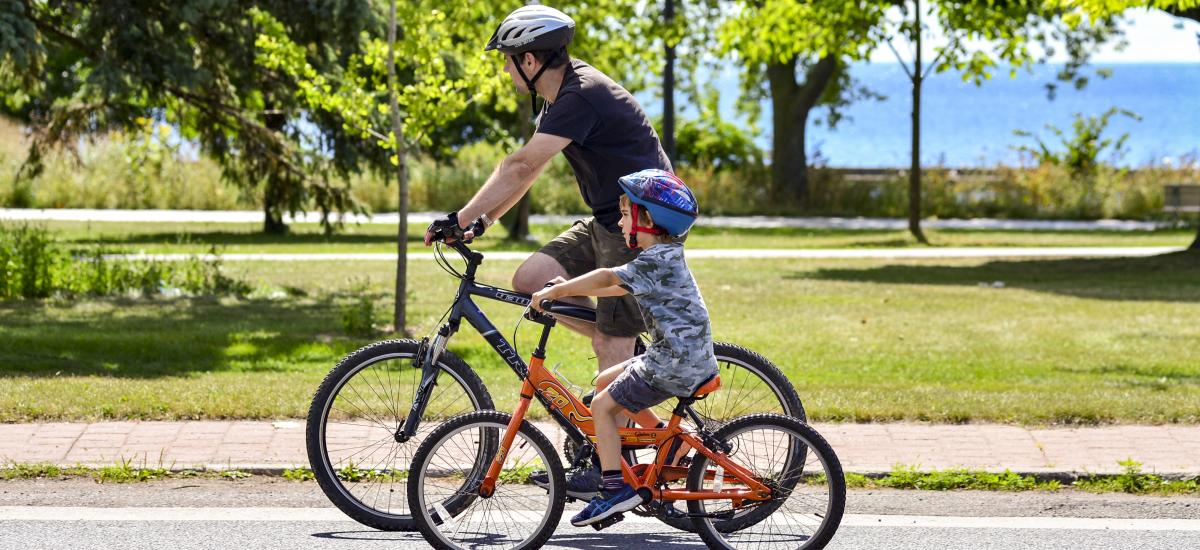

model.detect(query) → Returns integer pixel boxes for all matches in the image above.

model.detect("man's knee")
[592,331,635,357]
[512,253,566,293]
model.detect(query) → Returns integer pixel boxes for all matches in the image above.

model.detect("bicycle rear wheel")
[686,414,845,549]
[409,410,565,550]
[307,339,494,531]
[628,342,805,532]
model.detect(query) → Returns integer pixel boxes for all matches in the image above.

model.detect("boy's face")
[618,202,633,243]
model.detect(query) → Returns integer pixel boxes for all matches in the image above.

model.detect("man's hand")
[424,212,464,246]
[462,215,489,242]
[530,277,567,312]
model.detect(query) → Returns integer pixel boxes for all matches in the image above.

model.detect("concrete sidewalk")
[3,420,1197,477]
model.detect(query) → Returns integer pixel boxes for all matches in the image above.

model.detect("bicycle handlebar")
[534,299,596,322]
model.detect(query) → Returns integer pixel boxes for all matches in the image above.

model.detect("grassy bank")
[2,252,1198,424]
[25,220,1198,255]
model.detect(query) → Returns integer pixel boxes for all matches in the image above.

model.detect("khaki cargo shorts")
[537,217,646,337]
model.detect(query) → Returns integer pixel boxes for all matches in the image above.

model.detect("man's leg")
[512,252,597,338]
[514,252,637,370]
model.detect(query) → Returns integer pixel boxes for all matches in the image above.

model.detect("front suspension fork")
[396,328,450,442]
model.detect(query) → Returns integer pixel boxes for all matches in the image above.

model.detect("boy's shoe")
[529,465,600,500]
[570,484,643,527]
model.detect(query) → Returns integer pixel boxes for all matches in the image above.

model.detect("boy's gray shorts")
[606,359,673,413]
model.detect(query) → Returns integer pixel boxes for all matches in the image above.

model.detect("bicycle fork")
[396,328,451,442]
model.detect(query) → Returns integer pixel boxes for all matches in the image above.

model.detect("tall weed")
[0,224,248,300]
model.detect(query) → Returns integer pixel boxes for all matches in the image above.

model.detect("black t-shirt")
[536,59,672,233]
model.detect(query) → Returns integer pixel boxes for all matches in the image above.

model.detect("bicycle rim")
[414,419,560,550]
[317,351,486,522]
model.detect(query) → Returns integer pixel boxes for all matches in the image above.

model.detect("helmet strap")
[512,53,555,115]
[627,203,667,250]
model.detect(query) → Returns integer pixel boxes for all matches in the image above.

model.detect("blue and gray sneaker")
[530,465,600,500]
[570,484,643,527]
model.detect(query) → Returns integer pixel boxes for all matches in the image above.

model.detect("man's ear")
[522,51,539,70]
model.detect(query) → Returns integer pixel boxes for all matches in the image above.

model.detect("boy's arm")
[531,268,627,311]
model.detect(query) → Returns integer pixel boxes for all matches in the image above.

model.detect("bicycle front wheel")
[409,410,565,550]
[687,414,845,549]
[307,339,494,531]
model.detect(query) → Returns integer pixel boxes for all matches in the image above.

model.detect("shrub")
[340,278,379,337]
[0,224,249,300]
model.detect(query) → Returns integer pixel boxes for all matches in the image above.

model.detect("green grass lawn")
[2,251,1198,424]
[27,219,1197,255]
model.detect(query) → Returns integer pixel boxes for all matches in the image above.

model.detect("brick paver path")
[2,421,1197,475]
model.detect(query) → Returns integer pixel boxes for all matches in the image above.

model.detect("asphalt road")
[2,514,1198,550]
[2,479,1198,550]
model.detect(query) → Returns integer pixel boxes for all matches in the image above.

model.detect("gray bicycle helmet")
[486,5,575,112]
[485,5,575,55]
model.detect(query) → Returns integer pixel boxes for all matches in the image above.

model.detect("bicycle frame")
[398,241,597,441]
[407,242,772,505]
[477,313,773,505]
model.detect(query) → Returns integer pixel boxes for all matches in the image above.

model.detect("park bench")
[1164,184,1200,214]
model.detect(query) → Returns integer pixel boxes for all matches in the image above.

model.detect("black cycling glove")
[427,211,465,242]
[427,212,488,243]
[464,216,488,239]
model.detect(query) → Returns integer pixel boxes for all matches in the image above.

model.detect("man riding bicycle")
[423,4,673,380]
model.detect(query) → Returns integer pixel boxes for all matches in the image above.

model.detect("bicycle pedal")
[590,513,625,531]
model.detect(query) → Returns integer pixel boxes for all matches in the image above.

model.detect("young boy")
[531,168,719,527]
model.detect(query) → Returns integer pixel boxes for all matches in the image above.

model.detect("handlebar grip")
[540,299,554,310]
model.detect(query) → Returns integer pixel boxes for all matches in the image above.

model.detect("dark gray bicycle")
[306,236,805,532]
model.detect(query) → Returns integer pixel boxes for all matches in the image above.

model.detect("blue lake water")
[645,62,1200,168]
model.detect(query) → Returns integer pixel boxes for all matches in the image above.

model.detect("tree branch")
[886,38,916,81]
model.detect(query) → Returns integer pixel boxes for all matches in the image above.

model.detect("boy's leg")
[595,362,691,464]
[590,390,623,472]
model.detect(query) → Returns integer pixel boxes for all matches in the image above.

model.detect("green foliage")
[672,90,764,171]
[340,278,379,337]
[220,469,253,480]
[94,459,171,483]
[0,224,249,300]
[875,465,1060,491]
[0,223,59,299]
[282,467,316,482]
[0,1,381,233]
[1013,107,1142,180]
[252,3,502,162]
[1075,459,1200,495]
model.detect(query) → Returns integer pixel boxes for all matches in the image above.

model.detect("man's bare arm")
[458,133,569,225]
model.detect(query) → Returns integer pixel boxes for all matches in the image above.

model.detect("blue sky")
[875,8,1200,64]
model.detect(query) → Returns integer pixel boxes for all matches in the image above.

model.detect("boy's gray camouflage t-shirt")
[611,243,719,396]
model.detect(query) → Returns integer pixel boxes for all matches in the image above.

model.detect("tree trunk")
[262,108,289,235]
[908,0,929,244]
[388,0,409,336]
[1191,221,1200,251]
[662,0,677,165]
[767,55,838,206]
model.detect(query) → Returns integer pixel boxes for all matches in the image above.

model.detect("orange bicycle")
[407,299,846,550]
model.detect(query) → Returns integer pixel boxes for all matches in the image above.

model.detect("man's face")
[503,53,536,94]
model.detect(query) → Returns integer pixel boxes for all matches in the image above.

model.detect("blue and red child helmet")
[617,169,699,248]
